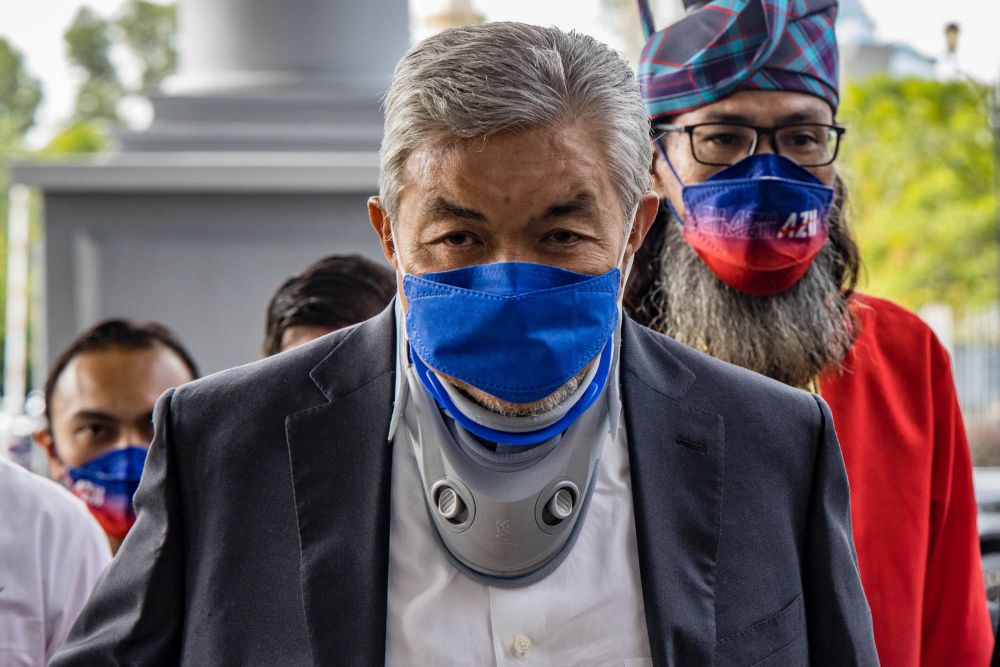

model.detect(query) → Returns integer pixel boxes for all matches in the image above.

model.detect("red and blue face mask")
[65,446,147,541]
[664,153,834,296]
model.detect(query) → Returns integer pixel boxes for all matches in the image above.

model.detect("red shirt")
[820,293,993,666]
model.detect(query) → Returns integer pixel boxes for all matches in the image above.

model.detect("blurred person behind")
[626,0,993,663]
[0,456,111,666]
[263,254,396,356]
[34,319,198,554]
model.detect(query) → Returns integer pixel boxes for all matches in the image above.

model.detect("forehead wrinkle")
[426,162,599,213]
[425,195,488,221]
[403,124,621,230]
[526,191,601,224]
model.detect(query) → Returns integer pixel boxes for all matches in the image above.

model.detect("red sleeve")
[922,340,994,665]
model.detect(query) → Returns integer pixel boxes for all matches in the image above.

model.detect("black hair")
[44,318,200,423]
[263,254,396,356]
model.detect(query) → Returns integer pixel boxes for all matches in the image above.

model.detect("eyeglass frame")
[652,121,847,168]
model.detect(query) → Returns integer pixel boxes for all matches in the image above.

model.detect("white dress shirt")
[0,457,111,666]
[385,313,652,665]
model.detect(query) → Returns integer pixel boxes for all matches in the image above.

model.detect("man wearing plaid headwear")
[627,1,994,664]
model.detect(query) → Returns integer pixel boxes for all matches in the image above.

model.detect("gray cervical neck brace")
[400,340,615,587]
[391,245,632,586]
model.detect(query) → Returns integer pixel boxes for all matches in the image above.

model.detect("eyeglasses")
[652,121,847,167]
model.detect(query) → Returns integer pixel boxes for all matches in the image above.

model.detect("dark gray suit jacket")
[52,306,877,666]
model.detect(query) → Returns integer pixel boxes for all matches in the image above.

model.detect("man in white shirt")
[0,457,110,666]
[52,22,876,665]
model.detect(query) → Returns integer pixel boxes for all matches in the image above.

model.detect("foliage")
[37,121,112,156]
[838,76,998,313]
[117,0,178,90]
[65,7,124,123]
[64,1,177,125]
[0,38,43,144]
[0,37,43,379]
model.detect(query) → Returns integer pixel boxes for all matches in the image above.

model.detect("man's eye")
[706,133,741,146]
[546,230,580,244]
[789,132,820,146]
[76,424,109,441]
[443,232,474,247]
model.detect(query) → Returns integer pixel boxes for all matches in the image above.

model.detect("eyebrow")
[530,194,599,224]
[426,193,599,225]
[71,410,117,422]
[776,111,829,124]
[69,410,156,427]
[699,110,830,125]
[428,197,487,222]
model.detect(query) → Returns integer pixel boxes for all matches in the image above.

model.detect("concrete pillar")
[171,0,409,95]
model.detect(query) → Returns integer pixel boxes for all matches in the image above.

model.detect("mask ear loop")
[393,238,417,442]
[617,200,643,300]
[391,219,410,278]
[654,135,686,225]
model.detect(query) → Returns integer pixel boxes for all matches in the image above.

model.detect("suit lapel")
[286,307,396,666]
[621,319,725,666]
[286,311,724,665]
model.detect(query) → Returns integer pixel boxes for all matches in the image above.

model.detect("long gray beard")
[649,220,854,389]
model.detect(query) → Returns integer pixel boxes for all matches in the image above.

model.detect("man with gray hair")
[52,22,876,665]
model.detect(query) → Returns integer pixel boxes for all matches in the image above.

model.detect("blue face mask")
[65,446,147,540]
[403,262,620,443]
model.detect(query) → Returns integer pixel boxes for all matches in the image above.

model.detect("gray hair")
[379,22,651,224]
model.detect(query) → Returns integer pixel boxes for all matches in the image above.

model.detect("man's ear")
[368,196,397,269]
[626,191,661,258]
[34,428,66,482]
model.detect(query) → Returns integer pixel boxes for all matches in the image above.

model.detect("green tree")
[38,121,111,156]
[65,7,124,123]
[0,38,42,383]
[0,38,43,148]
[117,0,178,90]
[63,1,177,125]
[839,76,998,313]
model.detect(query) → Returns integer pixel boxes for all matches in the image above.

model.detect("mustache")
[641,206,857,389]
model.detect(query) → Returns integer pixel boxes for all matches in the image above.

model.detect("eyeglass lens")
[690,124,838,166]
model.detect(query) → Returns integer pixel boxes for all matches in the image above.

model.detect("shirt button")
[513,633,533,657]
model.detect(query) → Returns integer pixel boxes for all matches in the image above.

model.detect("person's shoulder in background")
[0,457,111,665]
[833,291,955,396]
[850,292,943,355]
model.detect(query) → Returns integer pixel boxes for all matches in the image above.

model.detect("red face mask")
[671,154,834,296]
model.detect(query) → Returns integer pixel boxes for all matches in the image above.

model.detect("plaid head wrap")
[638,0,839,119]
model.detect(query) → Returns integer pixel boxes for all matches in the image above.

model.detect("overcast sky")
[1,0,997,147]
